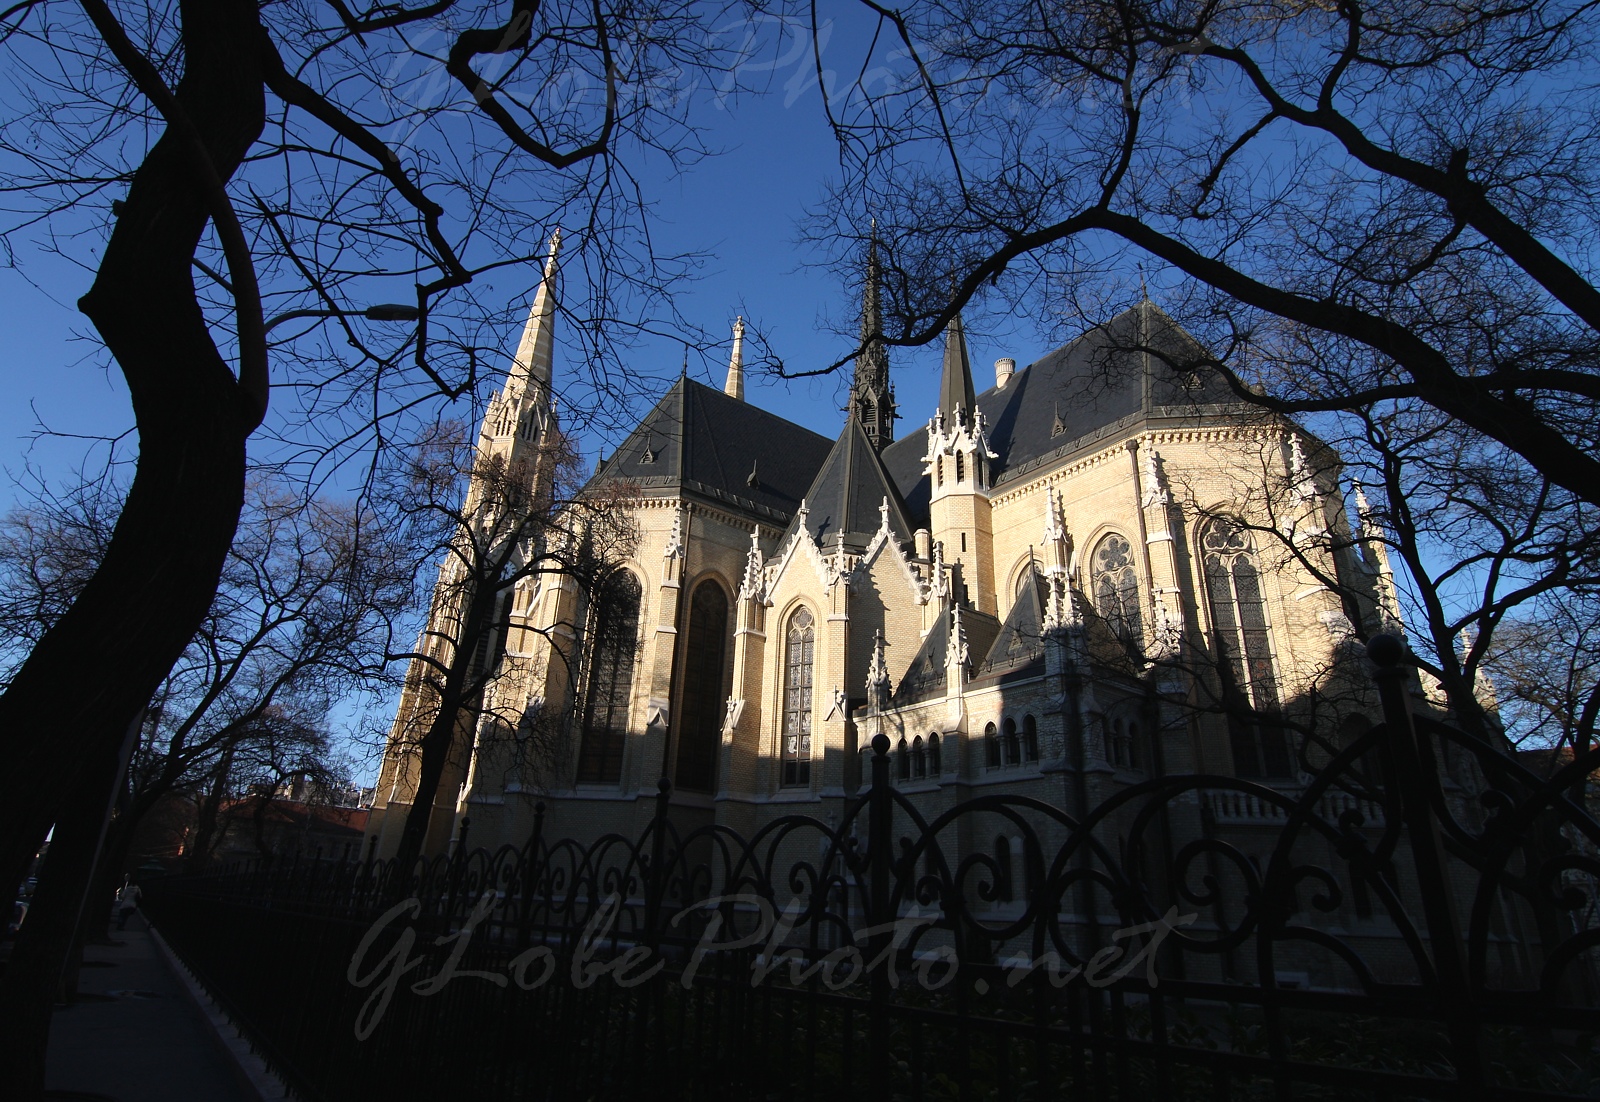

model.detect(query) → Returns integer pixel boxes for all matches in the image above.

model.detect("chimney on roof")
[994,357,1015,390]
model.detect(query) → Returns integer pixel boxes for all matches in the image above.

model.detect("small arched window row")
[1102,715,1143,772]
[985,715,1040,771]
[896,733,945,784]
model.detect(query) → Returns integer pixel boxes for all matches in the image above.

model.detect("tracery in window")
[576,571,642,785]
[1092,533,1143,649]
[781,607,815,787]
[676,580,729,792]
[1203,518,1289,778]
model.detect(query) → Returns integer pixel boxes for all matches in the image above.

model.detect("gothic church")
[366,231,1400,867]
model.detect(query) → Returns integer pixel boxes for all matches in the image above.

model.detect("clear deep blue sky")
[0,16,1056,504]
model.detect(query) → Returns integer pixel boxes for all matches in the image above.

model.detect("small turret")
[922,312,998,614]
[724,315,745,401]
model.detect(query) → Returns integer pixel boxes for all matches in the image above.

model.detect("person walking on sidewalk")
[115,877,142,930]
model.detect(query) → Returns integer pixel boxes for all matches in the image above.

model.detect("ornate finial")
[738,530,764,602]
[543,227,563,278]
[1149,591,1183,661]
[1353,480,1372,517]
[1141,446,1170,508]
[879,495,891,534]
[948,603,969,670]
[866,628,891,707]
[663,510,684,560]
[929,539,949,600]
[1042,483,1066,545]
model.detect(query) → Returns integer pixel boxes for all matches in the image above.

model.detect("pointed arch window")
[781,607,815,787]
[676,580,729,792]
[985,722,1000,769]
[1092,533,1143,650]
[928,733,942,775]
[1002,717,1020,766]
[1203,519,1290,778]
[577,571,642,785]
[912,736,927,779]
[1023,715,1039,763]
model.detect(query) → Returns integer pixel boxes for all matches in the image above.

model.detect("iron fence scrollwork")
[142,637,1600,1100]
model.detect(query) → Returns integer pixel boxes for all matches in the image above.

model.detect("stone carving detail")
[866,629,891,709]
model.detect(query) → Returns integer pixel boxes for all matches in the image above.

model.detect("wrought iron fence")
[142,639,1600,1100]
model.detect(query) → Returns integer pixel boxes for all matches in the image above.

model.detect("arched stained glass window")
[781,607,815,787]
[577,571,642,785]
[1203,519,1290,778]
[1092,533,1143,649]
[676,580,729,792]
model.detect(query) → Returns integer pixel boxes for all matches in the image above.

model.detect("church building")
[366,231,1402,884]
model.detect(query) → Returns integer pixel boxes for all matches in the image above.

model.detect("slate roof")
[883,302,1245,525]
[892,602,1002,705]
[937,314,977,423]
[779,414,917,552]
[974,570,1049,681]
[591,377,834,524]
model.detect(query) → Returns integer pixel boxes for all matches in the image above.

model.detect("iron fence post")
[518,801,546,946]
[868,732,892,1099]
[645,777,672,949]
[1368,634,1484,1094]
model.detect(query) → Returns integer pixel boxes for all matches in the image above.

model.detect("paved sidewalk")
[45,916,253,1102]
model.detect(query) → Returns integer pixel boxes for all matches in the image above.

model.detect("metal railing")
[143,640,1600,1100]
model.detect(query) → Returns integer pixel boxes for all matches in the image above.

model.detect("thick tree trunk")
[187,748,235,870]
[392,580,500,872]
[0,3,266,1098]
[0,0,264,908]
[0,719,129,1095]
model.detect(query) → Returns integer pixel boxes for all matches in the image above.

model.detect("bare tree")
[789,0,1600,511]
[0,467,406,1081]
[372,419,636,871]
[0,4,751,1092]
[0,0,750,925]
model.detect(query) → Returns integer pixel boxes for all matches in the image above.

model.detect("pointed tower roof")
[724,316,745,401]
[937,312,976,423]
[780,413,914,552]
[508,228,562,402]
[851,234,896,450]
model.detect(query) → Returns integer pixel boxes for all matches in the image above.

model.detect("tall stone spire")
[937,312,977,425]
[724,315,745,401]
[851,234,896,451]
[481,227,561,458]
[508,227,563,406]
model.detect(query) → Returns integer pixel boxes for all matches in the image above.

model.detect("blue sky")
[0,13,1058,508]
[0,12,1066,782]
